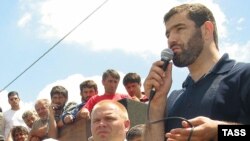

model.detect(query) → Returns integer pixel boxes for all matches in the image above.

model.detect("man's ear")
[124,120,131,132]
[201,21,214,40]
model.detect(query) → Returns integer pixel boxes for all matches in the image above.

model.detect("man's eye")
[93,119,100,123]
[177,27,184,31]
[166,34,169,39]
[106,117,116,121]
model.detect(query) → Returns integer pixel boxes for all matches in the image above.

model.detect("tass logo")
[218,125,249,141]
[221,129,246,136]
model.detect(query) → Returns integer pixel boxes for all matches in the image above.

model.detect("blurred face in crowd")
[23,114,38,128]
[8,94,20,109]
[12,126,29,141]
[81,87,98,102]
[124,82,141,98]
[35,101,49,120]
[102,75,119,94]
[51,94,67,109]
[13,131,28,141]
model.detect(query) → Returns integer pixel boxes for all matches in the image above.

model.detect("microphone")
[161,48,174,71]
[149,48,173,100]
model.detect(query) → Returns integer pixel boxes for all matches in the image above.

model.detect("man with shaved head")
[91,100,130,141]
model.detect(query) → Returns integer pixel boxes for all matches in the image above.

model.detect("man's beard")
[173,28,204,67]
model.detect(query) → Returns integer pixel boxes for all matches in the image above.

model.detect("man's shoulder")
[3,109,13,116]
[32,119,47,129]
[64,101,78,110]
[88,95,102,101]
[220,54,250,74]
[225,62,250,81]
[233,62,250,72]
[66,101,78,106]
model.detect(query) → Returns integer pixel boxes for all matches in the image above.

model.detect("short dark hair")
[11,126,29,141]
[123,73,141,86]
[164,3,218,49]
[22,110,37,120]
[50,85,68,98]
[102,69,120,81]
[8,91,19,98]
[79,80,98,92]
[126,124,145,141]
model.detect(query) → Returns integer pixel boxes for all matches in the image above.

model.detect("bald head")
[91,100,130,141]
[92,100,129,120]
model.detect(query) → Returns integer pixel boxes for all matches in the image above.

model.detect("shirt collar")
[182,53,236,88]
[209,53,236,74]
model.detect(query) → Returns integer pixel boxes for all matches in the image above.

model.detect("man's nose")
[168,32,179,46]
[98,120,107,126]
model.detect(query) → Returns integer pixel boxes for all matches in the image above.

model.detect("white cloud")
[36,0,170,55]
[236,17,245,31]
[17,12,32,28]
[221,41,250,62]
[18,0,227,56]
[237,17,245,24]
[236,27,243,31]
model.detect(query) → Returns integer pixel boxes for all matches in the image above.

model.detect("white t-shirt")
[3,109,27,139]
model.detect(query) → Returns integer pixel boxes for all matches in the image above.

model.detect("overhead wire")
[0,0,109,93]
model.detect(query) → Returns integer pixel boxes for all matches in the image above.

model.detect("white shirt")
[3,109,27,139]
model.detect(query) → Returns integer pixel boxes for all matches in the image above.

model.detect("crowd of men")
[0,69,147,141]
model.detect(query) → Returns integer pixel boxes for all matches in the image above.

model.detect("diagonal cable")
[0,0,109,93]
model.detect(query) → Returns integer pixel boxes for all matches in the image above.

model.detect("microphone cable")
[0,0,109,93]
[146,95,194,141]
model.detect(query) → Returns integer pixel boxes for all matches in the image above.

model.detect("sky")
[0,0,250,111]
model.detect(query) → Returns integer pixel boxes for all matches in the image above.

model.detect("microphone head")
[161,48,173,61]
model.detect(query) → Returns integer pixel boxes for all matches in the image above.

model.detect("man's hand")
[64,115,74,124]
[166,116,219,141]
[144,61,172,107]
[77,107,90,119]
[131,96,140,102]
